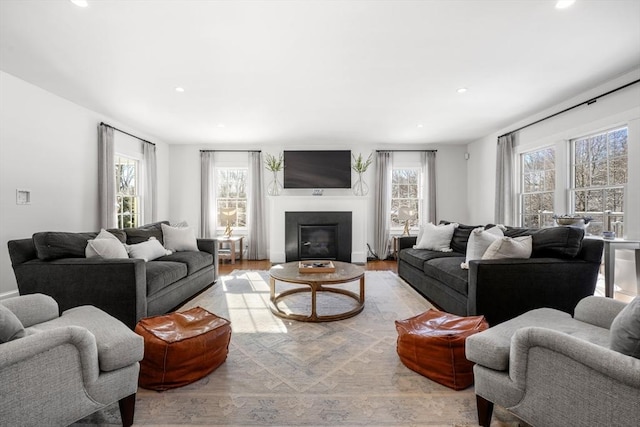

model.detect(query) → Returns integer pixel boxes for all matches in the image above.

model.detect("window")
[217,168,248,228]
[520,147,555,228]
[571,127,627,236]
[115,155,140,228]
[391,168,420,228]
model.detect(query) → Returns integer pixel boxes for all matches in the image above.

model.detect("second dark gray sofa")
[397,222,604,325]
[7,221,218,329]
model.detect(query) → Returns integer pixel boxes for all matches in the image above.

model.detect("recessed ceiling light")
[417,124,424,128]
[70,0,88,7]
[175,87,185,93]
[217,123,225,128]
[556,0,576,9]
[457,87,468,94]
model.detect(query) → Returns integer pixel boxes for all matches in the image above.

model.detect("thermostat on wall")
[16,189,31,205]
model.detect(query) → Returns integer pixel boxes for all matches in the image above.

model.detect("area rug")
[76,270,524,426]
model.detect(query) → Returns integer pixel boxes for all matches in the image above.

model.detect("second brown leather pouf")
[135,307,231,391]
[395,309,488,390]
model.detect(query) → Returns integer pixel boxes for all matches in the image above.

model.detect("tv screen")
[283,150,352,189]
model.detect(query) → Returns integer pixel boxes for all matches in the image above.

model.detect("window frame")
[114,153,141,229]
[569,126,628,236]
[390,167,422,231]
[518,145,556,228]
[215,167,248,231]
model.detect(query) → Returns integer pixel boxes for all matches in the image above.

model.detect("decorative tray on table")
[298,260,336,274]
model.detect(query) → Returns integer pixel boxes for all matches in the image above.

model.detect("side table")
[601,238,640,298]
[217,235,244,264]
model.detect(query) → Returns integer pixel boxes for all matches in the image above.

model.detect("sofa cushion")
[127,239,171,261]
[465,307,610,371]
[33,231,98,260]
[462,226,504,269]
[414,222,458,252]
[157,251,214,275]
[145,261,188,296]
[442,222,485,254]
[504,226,584,258]
[0,304,26,343]
[124,221,170,245]
[423,256,468,296]
[161,223,199,252]
[610,297,640,358]
[400,248,461,270]
[482,236,533,260]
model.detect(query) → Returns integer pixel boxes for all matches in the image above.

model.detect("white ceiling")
[1,0,639,146]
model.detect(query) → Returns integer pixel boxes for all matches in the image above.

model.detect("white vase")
[267,170,283,196]
[353,172,368,196]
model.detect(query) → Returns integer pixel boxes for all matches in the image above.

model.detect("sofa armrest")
[0,294,59,327]
[0,326,99,385]
[573,296,627,329]
[197,238,219,282]
[397,236,417,251]
[468,258,600,325]
[510,327,640,389]
[12,258,147,329]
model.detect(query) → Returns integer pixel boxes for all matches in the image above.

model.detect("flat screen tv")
[283,150,351,189]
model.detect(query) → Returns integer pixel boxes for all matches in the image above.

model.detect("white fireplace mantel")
[267,196,368,264]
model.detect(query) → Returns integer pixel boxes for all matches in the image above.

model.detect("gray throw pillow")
[610,297,640,359]
[0,304,27,343]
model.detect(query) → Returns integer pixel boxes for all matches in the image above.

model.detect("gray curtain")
[200,151,217,238]
[374,151,392,259]
[142,142,157,225]
[421,151,437,224]
[98,124,116,229]
[247,152,268,259]
[495,133,516,225]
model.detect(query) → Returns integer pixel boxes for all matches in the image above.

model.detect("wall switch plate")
[16,189,31,205]
[312,189,323,196]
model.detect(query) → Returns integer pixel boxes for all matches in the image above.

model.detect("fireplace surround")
[285,211,352,262]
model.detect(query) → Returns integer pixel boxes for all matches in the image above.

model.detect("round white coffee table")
[269,261,365,322]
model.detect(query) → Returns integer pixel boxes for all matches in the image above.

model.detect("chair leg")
[476,394,494,427]
[118,393,136,427]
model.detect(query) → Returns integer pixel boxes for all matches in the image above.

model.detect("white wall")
[0,71,170,296]
[168,142,468,257]
[466,68,640,240]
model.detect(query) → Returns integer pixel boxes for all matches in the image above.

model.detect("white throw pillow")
[85,229,127,258]
[126,238,171,261]
[86,238,129,259]
[413,222,458,252]
[461,226,504,269]
[482,236,533,260]
[161,223,198,252]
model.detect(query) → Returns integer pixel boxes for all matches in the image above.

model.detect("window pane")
[216,169,248,228]
[519,147,555,228]
[391,168,421,227]
[571,127,627,235]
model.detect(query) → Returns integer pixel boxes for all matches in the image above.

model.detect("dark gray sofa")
[7,221,218,329]
[397,223,604,325]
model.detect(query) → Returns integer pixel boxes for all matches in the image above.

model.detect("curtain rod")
[200,150,261,153]
[498,78,640,139]
[100,122,155,146]
[376,149,437,152]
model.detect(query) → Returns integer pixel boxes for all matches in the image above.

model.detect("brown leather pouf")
[135,307,231,391]
[395,309,488,390]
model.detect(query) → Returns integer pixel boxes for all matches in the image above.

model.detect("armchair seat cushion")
[466,307,610,371]
[157,251,214,275]
[31,305,144,372]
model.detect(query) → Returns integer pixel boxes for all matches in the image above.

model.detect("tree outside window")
[520,147,555,228]
[391,169,420,227]
[115,155,140,229]
[217,169,247,228]
[571,127,627,236]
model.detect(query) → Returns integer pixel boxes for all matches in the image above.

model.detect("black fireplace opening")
[285,211,352,262]
[299,225,338,260]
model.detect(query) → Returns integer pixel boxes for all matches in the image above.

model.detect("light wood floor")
[217,259,397,275]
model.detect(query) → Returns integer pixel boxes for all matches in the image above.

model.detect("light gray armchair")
[0,294,144,426]
[465,296,640,427]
